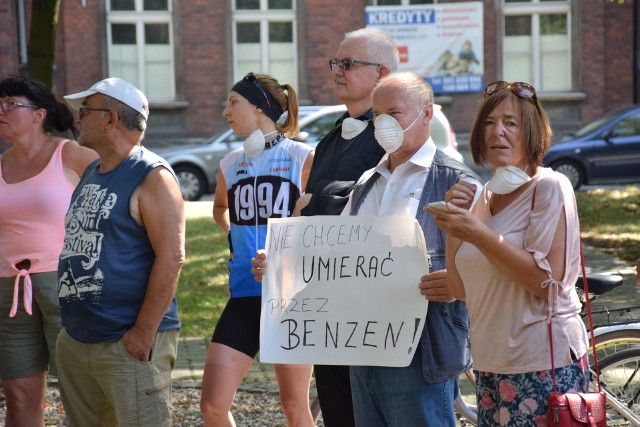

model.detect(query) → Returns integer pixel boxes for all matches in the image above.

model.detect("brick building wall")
[302,0,368,106]
[180,0,227,137]
[0,1,21,78]
[0,0,636,144]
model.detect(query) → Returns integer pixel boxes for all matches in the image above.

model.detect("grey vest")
[350,149,480,382]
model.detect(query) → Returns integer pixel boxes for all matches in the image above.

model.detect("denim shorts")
[0,272,61,379]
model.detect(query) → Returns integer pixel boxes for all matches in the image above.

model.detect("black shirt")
[301,109,386,216]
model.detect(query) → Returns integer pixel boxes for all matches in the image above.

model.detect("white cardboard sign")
[260,215,429,367]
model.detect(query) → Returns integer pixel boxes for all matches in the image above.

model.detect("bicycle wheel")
[589,326,640,365]
[454,370,478,426]
[596,348,640,425]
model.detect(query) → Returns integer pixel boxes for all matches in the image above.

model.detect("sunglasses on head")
[484,81,537,100]
[243,72,271,107]
[328,57,381,72]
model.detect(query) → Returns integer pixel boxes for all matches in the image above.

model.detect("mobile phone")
[427,201,448,211]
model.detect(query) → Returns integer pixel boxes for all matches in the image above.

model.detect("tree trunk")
[26,0,61,88]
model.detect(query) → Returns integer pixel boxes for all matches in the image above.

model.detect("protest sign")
[260,215,429,367]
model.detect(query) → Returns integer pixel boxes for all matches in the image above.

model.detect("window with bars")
[107,0,175,101]
[502,0,571,91]
[365,0,436,5]
[232,0,296,88]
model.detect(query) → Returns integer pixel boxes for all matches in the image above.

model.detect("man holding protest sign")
[343,72,482,426]
[293,27,397,426]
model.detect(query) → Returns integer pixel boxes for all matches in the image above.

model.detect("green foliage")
[576,185,640,263]
[177,217,230,337]
[177,186,640,337]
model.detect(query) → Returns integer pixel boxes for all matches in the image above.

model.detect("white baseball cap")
[64,77,149,120]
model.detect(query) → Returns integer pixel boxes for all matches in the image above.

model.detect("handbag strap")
[537,186,602,393]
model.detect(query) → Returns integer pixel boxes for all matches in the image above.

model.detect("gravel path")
[0,385,323,426]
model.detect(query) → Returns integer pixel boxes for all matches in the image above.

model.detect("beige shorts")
[0,272,61,379]
[56,327,179,427]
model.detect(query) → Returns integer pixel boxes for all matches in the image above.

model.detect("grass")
[178,217,230,337]
[576,185,640,264]
[176,185,640,337]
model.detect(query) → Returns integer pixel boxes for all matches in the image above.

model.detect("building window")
[232,0,296,88]
[503,0,571,91]
[107,0,175,101]
[366,0,436,4]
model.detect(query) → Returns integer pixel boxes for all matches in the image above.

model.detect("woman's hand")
[445,180,477,210]
[251,250,267,282]
[424,202,486,244]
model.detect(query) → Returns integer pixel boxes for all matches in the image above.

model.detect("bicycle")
[578,271,640,426]
[597,348,640,425]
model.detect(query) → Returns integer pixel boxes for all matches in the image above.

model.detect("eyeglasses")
[329,58,381,72]
[484,81,537,100]
[0,101,40,113]
[78,107,111,119]
[243,72,271,107]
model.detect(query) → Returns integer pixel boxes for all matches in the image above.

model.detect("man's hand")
[418,269,455,302]
[251,250,267,282]
[123,327,155,362]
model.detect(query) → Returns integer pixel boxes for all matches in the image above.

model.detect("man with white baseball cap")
[56,77,184,427]
[64,77,149,120]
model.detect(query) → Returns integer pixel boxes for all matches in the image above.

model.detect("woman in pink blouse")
[425,81,589,426]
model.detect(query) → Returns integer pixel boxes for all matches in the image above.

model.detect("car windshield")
[567,109,626,140]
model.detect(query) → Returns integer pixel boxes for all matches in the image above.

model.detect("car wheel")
[551,160,584,190]
[173,165,206,201]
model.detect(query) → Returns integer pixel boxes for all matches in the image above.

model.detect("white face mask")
[486,166,531,194]
[243,129,265,158]
[341,117,369,140]
[243,129,278,158]
[374,109,423,154]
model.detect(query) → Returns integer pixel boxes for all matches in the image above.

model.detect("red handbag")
[548,391,606,426]
[547,241,606,427]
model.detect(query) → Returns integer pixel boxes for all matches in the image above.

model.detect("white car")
[153,104,462,201]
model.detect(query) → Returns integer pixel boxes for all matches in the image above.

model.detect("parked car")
[543,105,640,190]
[153,104,462,201]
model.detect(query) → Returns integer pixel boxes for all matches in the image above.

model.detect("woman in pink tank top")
[0,76,97,425]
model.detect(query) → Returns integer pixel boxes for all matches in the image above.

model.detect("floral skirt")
[475,353,589,426]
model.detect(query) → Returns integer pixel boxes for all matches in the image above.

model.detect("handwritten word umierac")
[280,319,405,350]
[302,252,394,283]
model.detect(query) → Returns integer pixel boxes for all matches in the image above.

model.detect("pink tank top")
[0,140,75,277]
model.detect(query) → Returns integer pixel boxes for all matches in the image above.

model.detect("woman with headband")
[200,73,315,426]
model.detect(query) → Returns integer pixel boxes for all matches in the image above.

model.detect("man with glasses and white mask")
[56,77,184,427]
[344,71,481,426]
[254,27,395,425]
[293,27,394,426]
